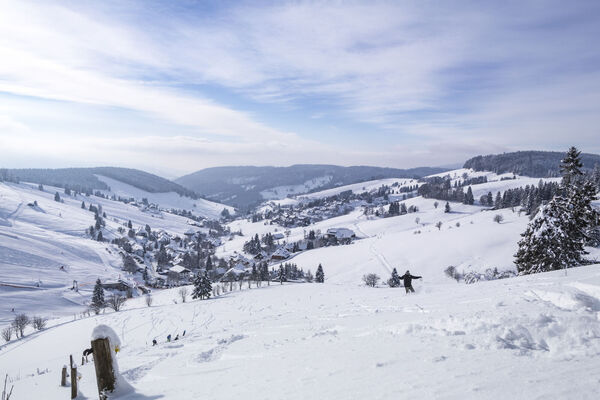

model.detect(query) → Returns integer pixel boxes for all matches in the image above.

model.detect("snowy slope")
[0,181,209,326]
[2,168,600,399]
[1,266,599,399]
[96,175,233,219]
[260,175,333,200]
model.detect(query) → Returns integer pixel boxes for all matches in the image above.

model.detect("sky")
[1,0,599,178]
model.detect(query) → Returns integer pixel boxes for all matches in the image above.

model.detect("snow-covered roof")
[169,265,191,274]
[327,227,355,239]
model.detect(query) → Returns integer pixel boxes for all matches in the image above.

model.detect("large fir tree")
[515,147,597,274]
[91,279,105,314]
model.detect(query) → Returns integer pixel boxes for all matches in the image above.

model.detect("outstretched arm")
[412,275,422,279]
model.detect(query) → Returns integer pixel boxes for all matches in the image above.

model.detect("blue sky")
[1,0,599,177]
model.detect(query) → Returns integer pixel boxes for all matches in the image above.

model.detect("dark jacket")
[400,274,421,287]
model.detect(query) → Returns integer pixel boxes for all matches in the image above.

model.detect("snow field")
[1,265,600,399]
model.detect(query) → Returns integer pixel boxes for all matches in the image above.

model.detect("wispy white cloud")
[1,0,599,174]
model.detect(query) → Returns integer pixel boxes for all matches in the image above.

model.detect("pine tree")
[192,271,212,300]
[54,192,61,202]
[444,202,451,213]
[315,264,324,283]
[388,268,400,287]
[81,201,86,209]
[91,279,105,314]
[97,231,103,241]
[278,264,285,284]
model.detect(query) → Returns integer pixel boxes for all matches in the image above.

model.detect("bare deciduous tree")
[12,314,29,338]
[107,294,126,312]
[178,287,188,303]
[32,316,47,331]
[435,221,443,230]
[1,327,12,342]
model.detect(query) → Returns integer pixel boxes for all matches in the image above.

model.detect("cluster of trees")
[464,150,600,177]
[479,181,560,215]
[90,279,127,313]
[515,147,599,275]
[417,178,475,205]
[1,314,47,342]
[387,201,419,216]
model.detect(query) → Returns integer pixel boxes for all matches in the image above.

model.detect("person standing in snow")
[400,270,421,294]
[167,334,171,342]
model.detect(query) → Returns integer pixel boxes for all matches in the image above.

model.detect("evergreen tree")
[515,147,598,274]
[127,220,133,229]
[81,201,86,209]
[192,272,212,300]
[464,186,474,205]
[278,264,285,284]
[91,279,105,314]
[97,231,103,241]
[486,191,493,206]
[560,146,583,186]
[444,202,451,213]
[315,264,324,283]
[388,268,401,287]
[143,267,149,282]
[54,192,61,202]
[205,256,213,272]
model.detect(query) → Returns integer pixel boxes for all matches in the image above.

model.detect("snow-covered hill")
[0,180,220,326]
[96,175,233,220]
[1,168,599,399]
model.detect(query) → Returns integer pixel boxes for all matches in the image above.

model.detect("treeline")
[417,177,475,205]
[0,167,199,199]
[479,181,560,215]
[464,150,600,177]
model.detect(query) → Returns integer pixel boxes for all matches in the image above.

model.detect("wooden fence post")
[61,366,67,386]
[91,338,115,397]
[70,363,77,399]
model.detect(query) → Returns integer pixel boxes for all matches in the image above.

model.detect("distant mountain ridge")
[464,151,600,177]
[175,164,448,208]
[2,167,199,199]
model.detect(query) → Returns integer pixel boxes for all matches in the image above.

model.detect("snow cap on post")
[92,324,121,351]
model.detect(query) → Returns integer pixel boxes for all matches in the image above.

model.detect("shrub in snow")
[463,268,516,284]
[145,295,153,307]
[494,214,504,224]
[1,326,13,342]
[363,273,380,287]
[315,264,325,283]
[178,287,189,303]
[444,266,462,282]
[435,221,443,230]
[12,314,29,338]
[32,316,47,331]
[388,268,401,287]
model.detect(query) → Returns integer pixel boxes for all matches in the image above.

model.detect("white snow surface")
[1,266,600,399]
[96,175,233,219]
[0,181,215,325]
[2,170,600,399]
